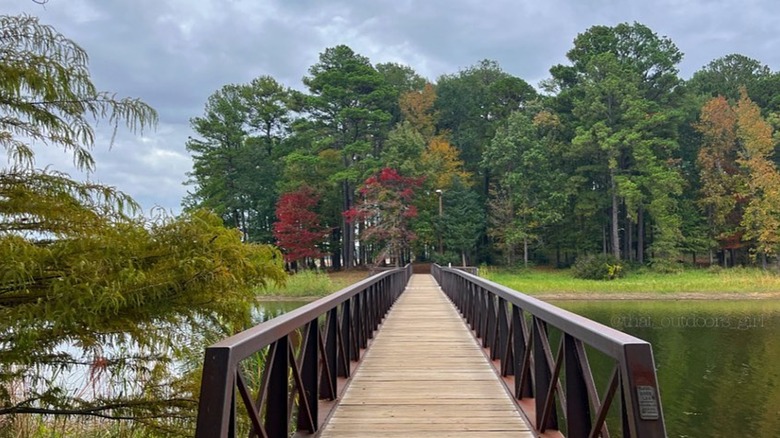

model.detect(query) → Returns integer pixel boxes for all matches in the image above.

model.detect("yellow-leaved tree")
[735,89,780,266]
[0,15,284,436]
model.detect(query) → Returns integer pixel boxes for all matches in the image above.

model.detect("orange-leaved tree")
[696,95,744,248]
[735,90,780,265]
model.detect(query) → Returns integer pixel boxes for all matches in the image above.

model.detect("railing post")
[476,287,486,340]
[484,293,496,350]
[620,343,666,437]
[356,292,367,349]
[350,297,360,361]
[321,308,338,399]
[195,347,235,438]
[564,334,591,437]
[494,297,509,362]
[265,336,289,438]
[338,299,352,376]
[367,285,377,337]
[533,317,558,431]
[299,321,319,432]
[513,306,533,399]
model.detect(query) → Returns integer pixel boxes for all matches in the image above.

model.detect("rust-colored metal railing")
[195,264,412,437]
[432,265,666,438]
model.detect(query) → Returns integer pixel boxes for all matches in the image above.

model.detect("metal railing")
[432,264,666,438]
[195,264,412,437]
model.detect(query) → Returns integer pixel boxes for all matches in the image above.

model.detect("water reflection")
[553,300,780,438]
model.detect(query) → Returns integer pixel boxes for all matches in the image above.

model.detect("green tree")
[687,54,772,103]
[298,45,395,268]
[0,15,285,434]
[562,22,683,103]
[382,121,426,176]
[435,61,536,262]
[436,60,537,180]
[185,76,291,243]
[440,180,484,266]
[376,62,426,93]
[551,22,684,265]
[484,110,565,267]
[376,62,426,125]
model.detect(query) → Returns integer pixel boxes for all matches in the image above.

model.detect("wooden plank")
[319,274,533,437]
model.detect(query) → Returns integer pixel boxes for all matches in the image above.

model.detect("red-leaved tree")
[273,186,325,268]
[346,168,423,266]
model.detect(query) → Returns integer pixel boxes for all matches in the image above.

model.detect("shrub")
[571,254,625,280]
[649,258,682,273]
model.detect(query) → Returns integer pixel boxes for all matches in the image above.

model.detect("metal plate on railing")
[637,386,660,420]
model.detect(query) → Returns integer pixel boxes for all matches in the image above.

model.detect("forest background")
[186,22,780,273]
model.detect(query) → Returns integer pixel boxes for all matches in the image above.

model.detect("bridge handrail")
[195,264,412,437]
[432,264,666,437]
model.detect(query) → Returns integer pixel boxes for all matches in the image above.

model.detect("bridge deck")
[320,274,533,437]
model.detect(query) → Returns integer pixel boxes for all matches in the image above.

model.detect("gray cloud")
[4,0,780,214]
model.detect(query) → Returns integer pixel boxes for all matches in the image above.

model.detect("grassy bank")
[257,270,370,298]
[482,266,780,298]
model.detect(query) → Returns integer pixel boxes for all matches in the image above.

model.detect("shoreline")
[258,295,320,302]
[527,292,780,300]
[259,291,780,302]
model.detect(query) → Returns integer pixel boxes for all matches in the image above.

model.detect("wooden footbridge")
[195,265,666,437]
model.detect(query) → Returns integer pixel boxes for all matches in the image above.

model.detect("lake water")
[253,300,309,323]
[257,298,780,437]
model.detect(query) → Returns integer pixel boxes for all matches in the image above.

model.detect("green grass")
[482,266,780,296]
[257,270,370,298]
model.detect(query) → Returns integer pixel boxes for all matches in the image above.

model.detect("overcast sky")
[5,0,780,215]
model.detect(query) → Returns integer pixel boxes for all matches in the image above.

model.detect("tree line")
[186,22,780,271]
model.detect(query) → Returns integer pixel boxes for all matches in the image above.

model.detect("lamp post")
[435,189,443,255]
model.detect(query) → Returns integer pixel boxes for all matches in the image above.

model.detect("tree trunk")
[341,180,354,269]
[523,237,529,268]
[358,220,367,266]
[637,205,645,264]
[508,196,515,266]
[461,250,467,267]
[610,169,620,260]
[626,219,633,262]
[331,228,342,270]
